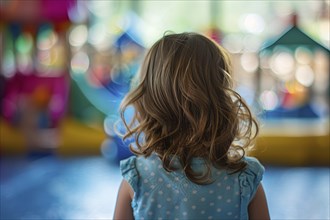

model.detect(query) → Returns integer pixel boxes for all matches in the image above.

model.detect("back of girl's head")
[120,32,259,184]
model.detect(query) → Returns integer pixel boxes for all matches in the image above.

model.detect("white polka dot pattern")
[120,154,265,220]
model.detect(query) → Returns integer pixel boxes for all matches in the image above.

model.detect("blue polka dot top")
[120,154,264,220]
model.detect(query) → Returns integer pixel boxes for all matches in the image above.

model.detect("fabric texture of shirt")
[120,154,264,220]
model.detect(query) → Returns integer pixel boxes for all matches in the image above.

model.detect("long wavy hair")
[120,32,259,185]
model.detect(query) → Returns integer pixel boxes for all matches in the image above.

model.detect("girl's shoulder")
[238,156,265,205]
[119,154,163,192]
[242,156,265,176]
[119,156,139,192]
[120,154,160,176]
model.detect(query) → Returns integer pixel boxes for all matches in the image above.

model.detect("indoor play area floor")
[1,155,329,220]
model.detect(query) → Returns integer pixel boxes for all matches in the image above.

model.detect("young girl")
[114,32,270,220]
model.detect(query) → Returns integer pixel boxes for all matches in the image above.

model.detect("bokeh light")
[88,23,112,50]
[15,32,34,74]
[16,33,33,54]
[37,28,58,51]
[270,51,295,79]
[100,138,118,161]
[295,65,314,87]
[71,51,90,74]
[110,65,132,85]
[239,13,265,34]
[104,115,119,137]
[69,25,88,48]
[17,54,33,74]
[2,50,16,78]
[295,47,312,65]
[240,53,259,73]
[260,90,279,111]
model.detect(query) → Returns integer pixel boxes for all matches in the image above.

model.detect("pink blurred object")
[2,73,69,127]
[41,0,76,23]
[0,0,76,23]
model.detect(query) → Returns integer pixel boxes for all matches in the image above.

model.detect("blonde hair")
[120,32,259,184]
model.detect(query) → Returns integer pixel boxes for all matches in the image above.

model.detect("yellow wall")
[1,118,329,166]
[0,118,106,156]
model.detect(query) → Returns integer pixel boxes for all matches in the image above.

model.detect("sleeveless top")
[120,154,264,220]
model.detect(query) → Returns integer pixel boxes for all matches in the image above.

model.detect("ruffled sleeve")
[120,156,139,193]
[239,157,265,219]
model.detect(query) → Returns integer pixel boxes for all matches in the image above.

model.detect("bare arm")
[248,183,270,220]
[113,180,134,220]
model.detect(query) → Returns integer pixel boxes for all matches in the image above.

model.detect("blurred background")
[0,0,329,219]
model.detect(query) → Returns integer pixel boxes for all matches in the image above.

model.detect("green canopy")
[260,25,330,54]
